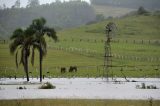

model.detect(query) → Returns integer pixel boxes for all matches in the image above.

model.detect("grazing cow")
[61,67,66,73]
[69,66,77,72]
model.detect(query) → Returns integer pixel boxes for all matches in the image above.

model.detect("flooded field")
[0,78,160,100]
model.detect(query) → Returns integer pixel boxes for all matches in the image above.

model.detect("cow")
[69,66,77,72]
[61,67,66,73]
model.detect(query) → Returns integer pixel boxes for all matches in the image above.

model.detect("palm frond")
[43,27,57,41]
[32,17,46,31]
[25,27,36,38]
[40,17,46,25]
[9,39,21,54]
[10,28,24,40]
[19,48,25,66]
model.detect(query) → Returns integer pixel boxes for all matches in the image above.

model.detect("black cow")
[61,67,66,73]
[69,66,77,72]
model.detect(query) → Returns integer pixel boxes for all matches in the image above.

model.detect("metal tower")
[104,22,116,80]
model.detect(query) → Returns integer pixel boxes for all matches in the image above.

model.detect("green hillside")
[0,15,160,78]
[92,5,135,18]
[57,15,160,40]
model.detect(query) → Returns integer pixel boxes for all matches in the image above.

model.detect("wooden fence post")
[142,40,143,44]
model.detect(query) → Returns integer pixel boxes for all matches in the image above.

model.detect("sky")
[0,0,91,8]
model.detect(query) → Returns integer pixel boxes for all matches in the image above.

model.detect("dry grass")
[0,99,160,106]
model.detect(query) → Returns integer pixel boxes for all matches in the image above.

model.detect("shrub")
[17,86,26,90]
[150,85,157,89]
[136,83,158,89]
[141,83,146,89]
[147,86,151,89]
[137,6,150,15]
[136,85,140,89]
[39,82,56,89]
[132,80,137,82]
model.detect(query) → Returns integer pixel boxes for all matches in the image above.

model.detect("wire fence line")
[50,46,160,62]
[0,40,8,44]
[59,39,160,45]
[1,40,159,63]
[1,39,160,45]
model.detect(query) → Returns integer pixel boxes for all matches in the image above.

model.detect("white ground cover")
[0,78,160,100]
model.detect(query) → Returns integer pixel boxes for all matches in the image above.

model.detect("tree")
[137,6,148,15]
[29,17,57,82]
[27,0,40,8]
[55,0,61,3]
[9,28,32,81]
[0,1,96,38]
[3,4,6,9]
[95,14,105,22]
[14,0,21,8]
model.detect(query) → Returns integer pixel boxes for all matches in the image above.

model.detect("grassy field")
[0,99,160,106]
[92,4,135,18]
[0,15,160,78]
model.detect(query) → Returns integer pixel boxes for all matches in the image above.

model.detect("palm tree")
[29,17,57,82]
[10,28,32,81]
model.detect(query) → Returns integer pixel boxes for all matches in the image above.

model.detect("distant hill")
[0,1,96,39]
[1,0,160,40]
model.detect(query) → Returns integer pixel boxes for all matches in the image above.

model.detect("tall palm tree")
[10,28,32,81]
[29,17,57,82]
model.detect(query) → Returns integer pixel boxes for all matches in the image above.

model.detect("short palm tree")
[10,28,32,81]
[29,17,57,82]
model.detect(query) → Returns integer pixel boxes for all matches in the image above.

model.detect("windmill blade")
[105,22,117,38]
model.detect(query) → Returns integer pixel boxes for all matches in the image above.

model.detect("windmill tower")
[104,22,116,80]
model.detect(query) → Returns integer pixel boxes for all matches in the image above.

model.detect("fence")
[50,46,160,62]
[59,39,160,45]
[1,39,160,45]
[0,40,8,44]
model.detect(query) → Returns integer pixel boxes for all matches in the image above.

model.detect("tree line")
[0,1,96,39]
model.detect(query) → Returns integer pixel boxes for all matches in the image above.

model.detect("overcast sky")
[0,0,91,8]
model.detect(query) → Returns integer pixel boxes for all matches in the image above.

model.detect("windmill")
[104,22,117,81]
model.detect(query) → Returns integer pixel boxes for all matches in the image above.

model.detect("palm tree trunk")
[24,50,29,82]
[25,58,29,82]
[39,47,42,82]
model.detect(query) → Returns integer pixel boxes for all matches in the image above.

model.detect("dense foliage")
[0,1,95,39]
